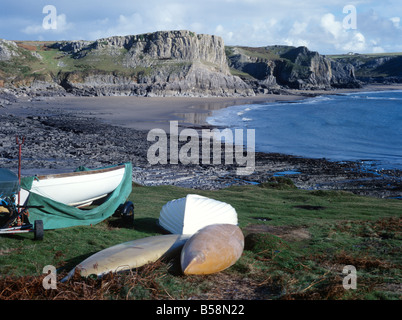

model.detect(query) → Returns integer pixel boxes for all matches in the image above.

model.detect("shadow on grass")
[133,217,165,234]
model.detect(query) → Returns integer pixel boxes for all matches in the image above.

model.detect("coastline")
[0,84,401,199]
[3,93,307,132]
[2,84,402,132]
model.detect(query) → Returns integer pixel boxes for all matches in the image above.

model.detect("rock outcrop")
[227,45,361,91]
[51,30,254,97]
[7,31,401,99]
[332,54,402,84]
[0,39,20,61]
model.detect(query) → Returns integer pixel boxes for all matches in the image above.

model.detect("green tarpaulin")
[21,163,132,230]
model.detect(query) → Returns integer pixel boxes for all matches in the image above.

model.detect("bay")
[207,90,402,170]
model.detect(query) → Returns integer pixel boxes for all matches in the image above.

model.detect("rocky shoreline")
[1,97,401,200]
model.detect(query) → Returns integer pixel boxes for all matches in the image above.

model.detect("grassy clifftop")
[0,40,169,84]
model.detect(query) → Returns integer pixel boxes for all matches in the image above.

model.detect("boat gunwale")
[34,165,126,181]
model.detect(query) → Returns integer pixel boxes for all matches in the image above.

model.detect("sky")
[1,0,401,54]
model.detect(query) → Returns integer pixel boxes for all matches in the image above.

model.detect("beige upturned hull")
[180,224,244,275]
[63,234,189,281]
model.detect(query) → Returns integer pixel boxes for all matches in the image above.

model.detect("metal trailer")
[0,167,44,240]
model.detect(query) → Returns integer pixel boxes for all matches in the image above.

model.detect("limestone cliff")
[330,54,402,84]
[51,30,254,97]
[226,45,360,91]
[4,31,400,100]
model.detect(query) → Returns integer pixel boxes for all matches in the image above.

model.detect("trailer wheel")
[122,201,134,226]
[34,220,44,241]
[122,201,134,217]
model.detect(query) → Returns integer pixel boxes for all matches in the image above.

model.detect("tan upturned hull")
[180,224,244,275]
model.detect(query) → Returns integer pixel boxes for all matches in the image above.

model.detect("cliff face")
[4,31,399,100]
[54,31,229,69]
[50,30,253,97]
[330,54,402,84]
[227,45,360,91]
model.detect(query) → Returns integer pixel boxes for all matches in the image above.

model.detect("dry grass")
[0,260,168,300]
[280,274,346,300]
[15,42,38,52]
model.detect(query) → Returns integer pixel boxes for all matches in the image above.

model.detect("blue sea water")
[206,90,402,170]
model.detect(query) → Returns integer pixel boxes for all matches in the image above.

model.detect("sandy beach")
[4,93,307,132]
[6,84,401,132]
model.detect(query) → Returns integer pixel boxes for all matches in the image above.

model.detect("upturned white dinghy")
[158,194,238,235]
[18,164,126,208]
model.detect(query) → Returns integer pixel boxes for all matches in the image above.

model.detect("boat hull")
[181,224,244,275]
[63,234,190,280]
[19,165,125,207]
[159,194,238,235]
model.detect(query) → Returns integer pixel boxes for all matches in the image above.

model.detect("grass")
[328,52,402,59]
[0,180,401,300]
[0,40,195,86]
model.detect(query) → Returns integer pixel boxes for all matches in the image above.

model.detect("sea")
[206,90,402,171]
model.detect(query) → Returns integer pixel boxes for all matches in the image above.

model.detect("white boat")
[18,164,126,208]
[158,194,238,235]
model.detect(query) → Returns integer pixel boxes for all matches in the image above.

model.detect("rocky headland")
[0,30,366,102]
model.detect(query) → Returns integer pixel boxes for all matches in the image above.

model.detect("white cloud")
[214,24,235,43]
[342,32,367,52]
[289,21,308,36]
[22,14,73,35]
[190,22,204,33]
[321,13,343,39]
[86,3,189,40]
[372,46,385,53]
[319,13,369,53]
[390,17,400,28]
[5,0,400,54]
[284,38,310,48]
